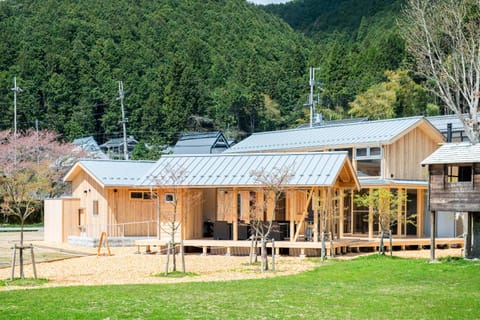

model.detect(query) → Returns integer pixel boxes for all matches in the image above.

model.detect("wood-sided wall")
[71,171,108,237]
[428,163,480,212]
[384,125,440,180]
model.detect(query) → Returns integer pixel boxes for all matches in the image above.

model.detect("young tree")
[0,130,79,278]
[315,188,339,261]
[354,189,409,255]
[149,163,188,275]
[401,0,480,143]
[250,166,292,272]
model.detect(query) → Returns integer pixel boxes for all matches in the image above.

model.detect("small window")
[355,146,382,159]
[165,193,175,203]
[130,191,157,200]
[93,200,99,215]
[458,166,472,182]
[131,192,143,199]
[237,193,242,220]
[446,165,472,182]
[356,148,367,157]
[370,147,381,156]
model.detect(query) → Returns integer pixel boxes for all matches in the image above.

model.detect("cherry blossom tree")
[0,130,80,278]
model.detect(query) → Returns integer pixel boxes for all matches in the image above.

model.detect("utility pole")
[11,77,22,165]
[117,81,129,160]
[309,67,320,128]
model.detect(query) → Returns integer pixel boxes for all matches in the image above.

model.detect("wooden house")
[100,136,138,160]
[44,152,359,245]
[228,116,445,238]
[421,142,480,258]
[173,131,230,154]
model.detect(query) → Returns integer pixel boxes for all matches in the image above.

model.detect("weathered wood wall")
[429,164,480,212]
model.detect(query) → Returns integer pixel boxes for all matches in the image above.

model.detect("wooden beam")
[232,187,238,241]
[430,210,436,261]
[368,188,374,239]
[339,189,345,239]
[417,189,424,237]
[397,188,402,236]
[293,187,315,242]
[313,187,319,242]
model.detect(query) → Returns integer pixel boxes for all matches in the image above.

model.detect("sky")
[247,0,292,5]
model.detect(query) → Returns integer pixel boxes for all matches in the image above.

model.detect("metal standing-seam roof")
[227,116,435,153]
[138,152,358,188]
[64,160,156,187]
[426,114,466,134]
[421,142,480,165]
[173,131,230,154]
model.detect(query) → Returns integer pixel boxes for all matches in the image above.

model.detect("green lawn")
[0,255,479,319]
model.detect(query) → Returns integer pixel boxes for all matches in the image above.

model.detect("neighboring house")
[100,136,138,159]
[44,152,359,245]
[421,142,480,258]
[228,116,445,238]
[72,136,108,159]
[427,114,471,142]
[173,131,230,154]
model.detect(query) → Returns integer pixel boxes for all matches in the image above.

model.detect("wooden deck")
[134,237,464,257]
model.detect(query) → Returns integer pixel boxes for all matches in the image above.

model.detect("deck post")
[368,188,374,239]
[465,212,472,258]
[313,188,319,242]
[416,189,424,237]
[232,188,238,241]
[201,246,208,256]
[430,210,436,261]
[339,189,345,239]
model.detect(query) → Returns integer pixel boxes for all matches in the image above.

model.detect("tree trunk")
[19,220,24,279]
[379,230,385,255]
[172,242,177,272]
[321,231,326,261]
[261,239,268,271]
[165,242,170,276]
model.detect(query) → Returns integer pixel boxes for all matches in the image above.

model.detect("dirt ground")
[0,232,463,290]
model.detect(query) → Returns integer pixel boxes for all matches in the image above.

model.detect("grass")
[0,223,43,228]
[0,255,479,319]
[0,278,48,287]
[153,271,199,278]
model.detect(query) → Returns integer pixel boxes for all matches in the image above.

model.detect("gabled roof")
[421,142,480,165]
[73,136,101,152]
[64,160,155,187]
[100,136,138,149]
[138,152,359,189]
[227,117,442,153]
[72,136,108,159]
[173,131,230,154]
[426,114,466,133]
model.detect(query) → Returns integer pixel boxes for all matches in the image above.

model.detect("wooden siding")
[71,171,108,237]
[429,164,480,212]
[384,126,438,180]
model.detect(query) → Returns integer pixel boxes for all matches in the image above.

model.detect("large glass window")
[357,159,381,177]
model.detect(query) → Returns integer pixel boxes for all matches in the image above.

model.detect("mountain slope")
[0,0,312,143]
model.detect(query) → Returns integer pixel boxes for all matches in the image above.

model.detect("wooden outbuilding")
[422,142,480,259]
[44,152,359,245]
